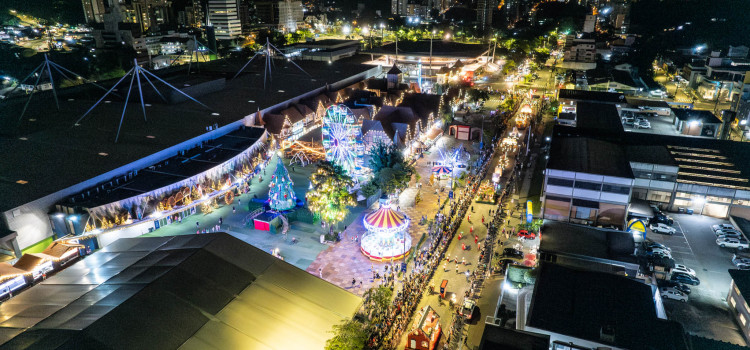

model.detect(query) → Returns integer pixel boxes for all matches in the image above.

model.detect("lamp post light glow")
[342,25,351,36]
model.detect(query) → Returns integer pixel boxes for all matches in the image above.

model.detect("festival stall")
[405,305,441,350]
[361,197,411,261]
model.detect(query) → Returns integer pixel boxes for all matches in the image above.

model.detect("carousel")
[360,197,412,261]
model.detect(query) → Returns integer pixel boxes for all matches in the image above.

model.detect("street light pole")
[429,30,435,79]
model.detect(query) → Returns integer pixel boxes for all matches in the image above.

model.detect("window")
[740,313,747,326]
[633,170,653,179]
[647,190,672,203]
[602,184,631,195]
[707,196,731,204]
[574,181,602,191]
[547,177,574,187]
[730,296,737,307]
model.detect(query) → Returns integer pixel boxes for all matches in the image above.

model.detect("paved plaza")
[306,136,479,296]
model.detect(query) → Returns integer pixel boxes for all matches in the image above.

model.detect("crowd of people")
[356,97,543,349]
[362,127,504,349]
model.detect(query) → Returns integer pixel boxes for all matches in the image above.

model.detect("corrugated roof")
[0,233,361,349]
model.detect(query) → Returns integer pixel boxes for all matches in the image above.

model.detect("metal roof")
[0,233,361,349]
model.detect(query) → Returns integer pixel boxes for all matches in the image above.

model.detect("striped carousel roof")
[364,206,408,229]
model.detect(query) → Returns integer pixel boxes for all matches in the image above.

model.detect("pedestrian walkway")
[139,155,335,271]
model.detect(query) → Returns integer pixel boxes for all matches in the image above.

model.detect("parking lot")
[623,114,683,136]
[647,214,747,345]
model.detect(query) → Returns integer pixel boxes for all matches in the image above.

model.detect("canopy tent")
[431,166,452,176]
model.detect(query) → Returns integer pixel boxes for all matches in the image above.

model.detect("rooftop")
[557,89,627,104]
[0,233,361,349]
[479,324,549,350]
[0,56,374,212]
[574,102,624,134]
[539,221,637,266]
[527,262,690,350]
[295,39,360,49]
[551,125,750,189]
[624,145,677,166]
[626,97,671,109]
[62,127,265,209]
[366,40,487,58]
[547,136,633,178]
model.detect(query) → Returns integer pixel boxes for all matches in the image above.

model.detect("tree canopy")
[367,143,416,195]
[325,318,368,350]
[306,161,356,225]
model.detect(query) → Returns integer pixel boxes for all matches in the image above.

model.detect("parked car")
[717,237,749,250]
[671,272,700,285]
[644,241,671,252]
[460,299,477,320]
[713,224,736,233]
[732,254,750,267]
[635,119,651,129]
[502,248,524,259]
[646,249,672,259]
[715,229,742,237]
[650,213,674,226]
[518,230,537,240]
[672,264,696,276]
[718,233,743,240]
[659,280,691,294]
[660,287,688,302]
[650,223,676,235]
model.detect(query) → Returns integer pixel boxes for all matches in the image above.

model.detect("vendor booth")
[406,305,441,350]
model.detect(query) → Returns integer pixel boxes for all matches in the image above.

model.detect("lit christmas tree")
[268,156,297,211]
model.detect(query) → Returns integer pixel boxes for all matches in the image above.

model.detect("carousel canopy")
[364,206,409,229]
[432,166,452,175]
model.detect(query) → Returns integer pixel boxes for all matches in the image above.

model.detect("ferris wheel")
[322,104,360,175]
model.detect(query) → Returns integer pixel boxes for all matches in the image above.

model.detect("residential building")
[81,0,107,23]
[391,0,408,16]
[477,0,496,30]
[277,0,304,32]
[563,35,596,63]
[255,0,303,31]
[582,14,595,33]
[208,0,242,40]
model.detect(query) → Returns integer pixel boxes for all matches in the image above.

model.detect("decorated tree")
[269,156,297,211]
[367,142,416,195]
[306,161,356,226]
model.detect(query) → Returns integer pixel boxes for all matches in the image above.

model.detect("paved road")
[647,214,747,346]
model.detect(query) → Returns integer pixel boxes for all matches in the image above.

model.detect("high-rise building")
[277,0,303,32]
[391,0,407,16]
[583,14,595,33]
[82,0,107,23]
[208,0,242,40]
[255,1,303,31]
[477,0,496,29]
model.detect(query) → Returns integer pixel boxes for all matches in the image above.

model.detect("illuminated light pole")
[429,30,436,80]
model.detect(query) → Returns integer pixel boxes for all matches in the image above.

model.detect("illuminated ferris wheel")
[322,104,360,175]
